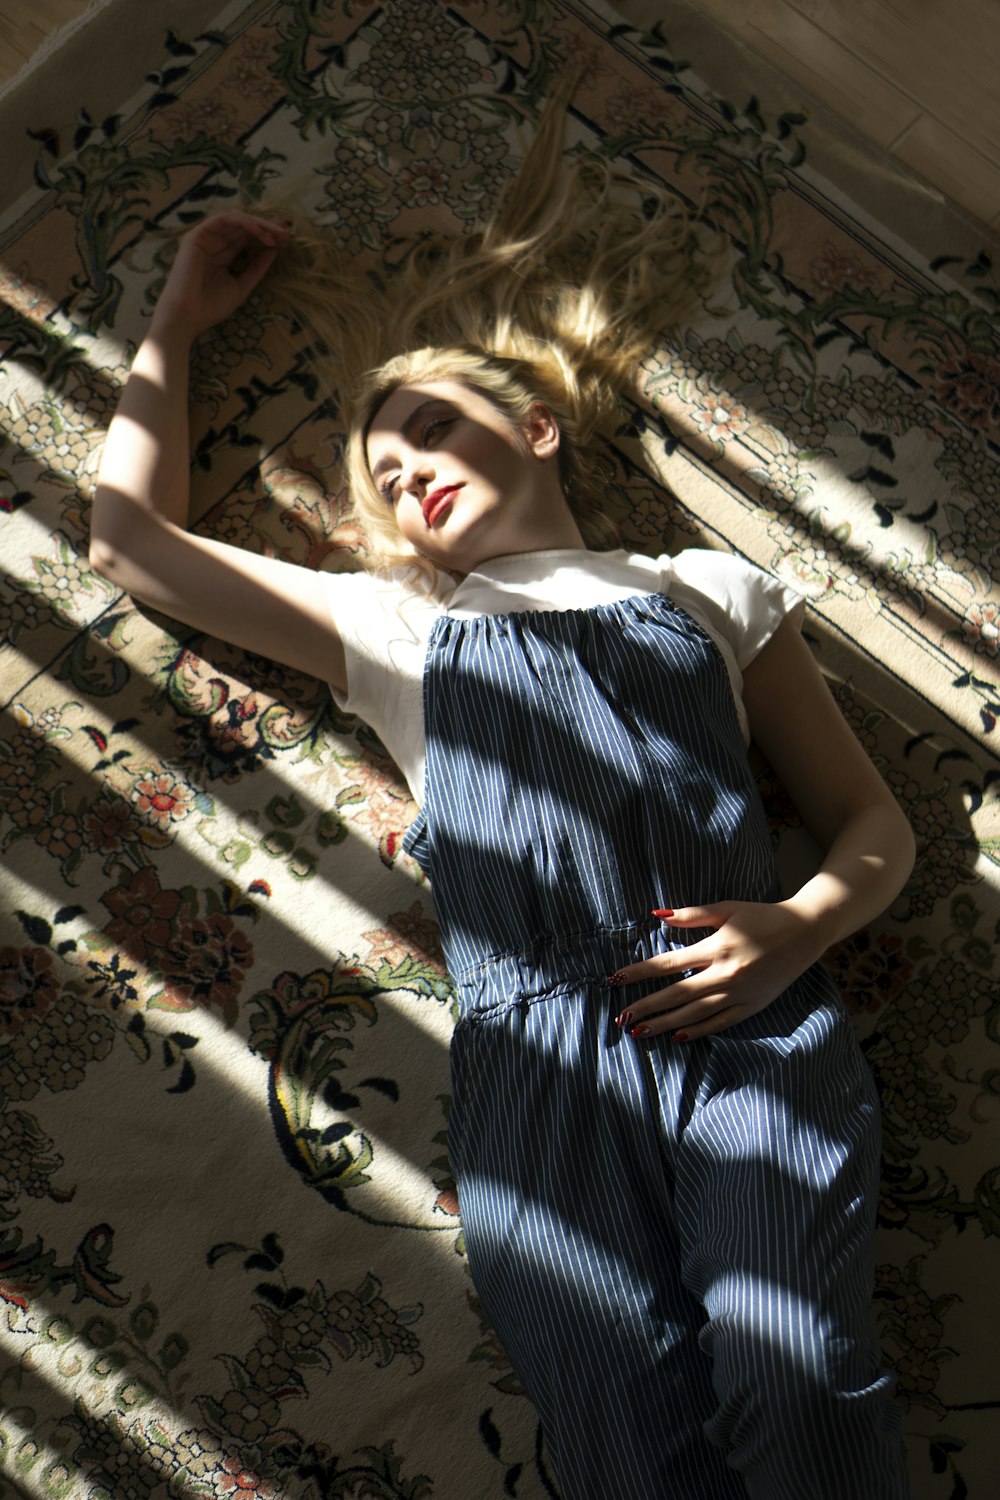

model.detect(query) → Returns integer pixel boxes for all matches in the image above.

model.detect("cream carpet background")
[1,3,998,1497]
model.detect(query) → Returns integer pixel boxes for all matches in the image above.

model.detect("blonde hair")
[269,93,705,569]
[348,344,623,562]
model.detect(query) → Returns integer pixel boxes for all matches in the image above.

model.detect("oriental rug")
[0,3,998,1498]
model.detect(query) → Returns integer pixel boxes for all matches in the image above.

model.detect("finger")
[666,1007,749,1042]
[184,214,290,265]
[608,941,712,988]
[616,972,710,1026]
[247,216,293,247]
[629,994,744,1040]
[673,1012,745,1041]
[234,243,280,297]
[197,209,292,240]
[654,904,732,930]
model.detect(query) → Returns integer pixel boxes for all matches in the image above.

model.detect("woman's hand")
[152,211,292,342]
[610,901,828,1042]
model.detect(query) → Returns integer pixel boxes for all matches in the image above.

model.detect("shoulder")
[317,561,451,711]
[316,561,451,632]
[655,547,805,668]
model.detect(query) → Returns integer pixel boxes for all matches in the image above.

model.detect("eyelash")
[378,416,452,504]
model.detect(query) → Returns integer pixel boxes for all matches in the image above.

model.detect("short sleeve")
[315,565,441,802]
[315,569,397,716]
[663,549,806,668]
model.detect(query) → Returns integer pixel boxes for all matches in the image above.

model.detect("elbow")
[88,531,137,594]
[876,796,916,900]
[830,794,916,899]
[897,804,917,883]
[89,488,160,593]
[89,485,129,583]
[88,533,119,583]
[884,785,916,868]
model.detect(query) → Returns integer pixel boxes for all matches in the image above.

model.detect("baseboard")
[0,0,215,217]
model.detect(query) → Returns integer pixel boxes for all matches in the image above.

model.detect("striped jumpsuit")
[403,590,909,1499]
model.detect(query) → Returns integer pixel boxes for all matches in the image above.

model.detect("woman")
[91,116,914,1497]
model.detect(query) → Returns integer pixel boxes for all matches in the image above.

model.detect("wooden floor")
[0,0,91,81]
[1,0,998,231]
[688,0,1000,231]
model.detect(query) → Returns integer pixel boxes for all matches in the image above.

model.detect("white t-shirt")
[319,548,805,804]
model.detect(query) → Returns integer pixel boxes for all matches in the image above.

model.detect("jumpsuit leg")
[453,986,908,1500]
[669,994,910,1499]
[450,988,748,1500]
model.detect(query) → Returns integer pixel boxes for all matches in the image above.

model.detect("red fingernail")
[672,1030,689,1043]
[608,970,628,986]
[630,1025,651,1039]
[651,908,674,919]
[615,1010,633,1028]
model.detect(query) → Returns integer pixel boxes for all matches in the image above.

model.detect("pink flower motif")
[336,756,415,866]
[935,349,1000,431]
[361,900,444,968]
[823,930,913,1014]
[961,601,1000,657]
[225,37,283,103]
[131,770,196,832]
[807,242,881,298]
[217,1456,278,1500]
[83,792,142,854]
[605,84,671,134]
[0,946,59,1038]
[691,398,750,444]
[775,547,835,600]
[434,1184,460,1217]
[0,262,50,318]
[551,22,615,80]
[168,97,239,144]
[101,866,180,962]
[398,158,448,207]
[160,913,254,1021]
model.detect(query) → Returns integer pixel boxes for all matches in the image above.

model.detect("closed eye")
[420,416,452,445]
[375,410,455,504]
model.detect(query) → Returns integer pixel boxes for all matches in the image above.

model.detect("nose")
[399,449,434,496]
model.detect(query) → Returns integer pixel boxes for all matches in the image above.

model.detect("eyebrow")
[369,400,444,484]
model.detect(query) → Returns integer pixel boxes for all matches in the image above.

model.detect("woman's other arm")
[610,617,915,1039]
[740,617,915,949]
[90,212,347,692]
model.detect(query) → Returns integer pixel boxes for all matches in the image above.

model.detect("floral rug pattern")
[1,2,998,1497]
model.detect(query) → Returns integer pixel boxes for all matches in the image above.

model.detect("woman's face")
[364,378,583,572]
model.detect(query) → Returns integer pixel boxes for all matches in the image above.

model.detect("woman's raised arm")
[90,212,347,692]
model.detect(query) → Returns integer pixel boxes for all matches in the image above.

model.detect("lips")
[422,485,460,526]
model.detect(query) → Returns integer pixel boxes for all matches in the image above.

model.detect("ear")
[523,402,561,460]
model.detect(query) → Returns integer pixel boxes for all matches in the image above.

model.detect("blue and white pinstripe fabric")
[404,594,908,1499]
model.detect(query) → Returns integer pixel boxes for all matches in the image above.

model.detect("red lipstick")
[422,485,460,526]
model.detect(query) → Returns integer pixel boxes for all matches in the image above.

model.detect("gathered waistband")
[448,919,688,1017]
